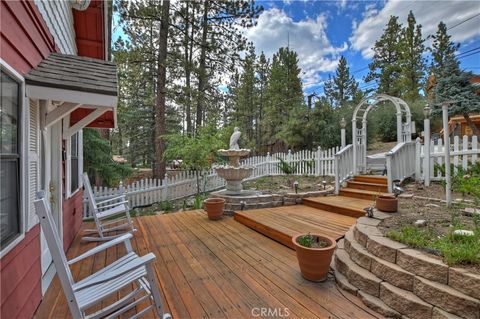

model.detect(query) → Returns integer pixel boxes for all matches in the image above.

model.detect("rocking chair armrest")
[96,201,129,210]
[73,253,157,291]
[96,195,127,206]
[67,233,133,265]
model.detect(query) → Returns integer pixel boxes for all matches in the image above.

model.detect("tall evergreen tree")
[324,56,360,107]
[263,47,305,150]
[397,11,425,101]
[256,52,270,148]
[233,45,257,147]
[429,22,460,79]
[430,22,480,135]
[365,16,402,96]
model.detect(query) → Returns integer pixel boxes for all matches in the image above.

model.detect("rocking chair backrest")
[34,193,79,309]
[83,173,98,213]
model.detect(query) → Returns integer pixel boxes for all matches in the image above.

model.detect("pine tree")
[264,47,305,150]
[365,16,402,96]
[233,45,257,147]
[256,52,270,148]
[397,11,425,101]
[430,22,480,135]
[430,22,460,79]
[324,56,360,107]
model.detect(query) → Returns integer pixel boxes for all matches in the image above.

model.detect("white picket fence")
[416,135,479,181]
[83,146,339,218]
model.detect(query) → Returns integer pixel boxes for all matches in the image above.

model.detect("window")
[70,132,79,193]
[0,68,21,249]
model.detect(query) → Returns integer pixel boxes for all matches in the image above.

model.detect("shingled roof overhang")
[25,53,117,132]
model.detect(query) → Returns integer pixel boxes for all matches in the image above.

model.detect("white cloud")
[245,8,347,89]
[350,0,480,58]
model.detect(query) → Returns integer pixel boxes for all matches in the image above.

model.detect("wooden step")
[303,196,370,218]
[233,205,357,249]
[347,180,388,192]
[339,188,391,201]
[353,175,388,185]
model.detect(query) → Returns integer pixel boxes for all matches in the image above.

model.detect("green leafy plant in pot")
[292,233,336,282]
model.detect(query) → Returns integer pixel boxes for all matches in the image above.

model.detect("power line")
[458,50,480,59]
[352,66,369,74]
[448,12,480,30]
[457,46,480,57]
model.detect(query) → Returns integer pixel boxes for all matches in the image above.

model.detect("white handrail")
[385,141,416,192]
[334,144,354,194]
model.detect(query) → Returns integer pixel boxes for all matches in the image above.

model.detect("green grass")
[387,224,480,266]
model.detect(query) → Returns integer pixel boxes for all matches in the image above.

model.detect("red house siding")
[1,1,54,318]
[62,190,85,251]
[0,225,41,319]
[73,0,106,60]
[0,1,56,74]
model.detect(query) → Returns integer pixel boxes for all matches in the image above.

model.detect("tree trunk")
[153,0,170,179]
[184,1,193,136]
[196,0,209,132]
[463,112,480,137]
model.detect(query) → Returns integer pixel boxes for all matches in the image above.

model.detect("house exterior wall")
[34,0,77,55]
[62,190,85,251]
[0,1,86,317]
[0,1,56,318]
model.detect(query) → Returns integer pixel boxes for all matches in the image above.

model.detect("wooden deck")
[303,195,374,218]
[35,211,380,319]
[234,205,357,249]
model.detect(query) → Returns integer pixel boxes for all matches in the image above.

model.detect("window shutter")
[28,99,40,230]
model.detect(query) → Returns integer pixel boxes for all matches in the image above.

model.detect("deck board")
[234,205,358,249]
[34,211,380,319]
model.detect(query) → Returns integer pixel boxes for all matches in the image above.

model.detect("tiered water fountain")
[211,128,333,215]
[214,127,256,195]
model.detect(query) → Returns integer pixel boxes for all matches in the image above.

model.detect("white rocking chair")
[83,173,136,241]
[34,192,171,319]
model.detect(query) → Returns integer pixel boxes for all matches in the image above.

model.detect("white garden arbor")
[352,94,412,174]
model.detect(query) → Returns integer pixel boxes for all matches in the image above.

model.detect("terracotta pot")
[203,198,225,220]
[292,234,336,282]
[376,195,398,212]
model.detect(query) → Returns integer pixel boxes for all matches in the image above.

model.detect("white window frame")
[65,127,83,198]
[0,59,28,258]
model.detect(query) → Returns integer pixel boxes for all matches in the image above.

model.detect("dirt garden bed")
[378,197,480,273]
[243,175,334,194]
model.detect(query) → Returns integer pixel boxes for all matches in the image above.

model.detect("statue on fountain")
[230,127,241,150]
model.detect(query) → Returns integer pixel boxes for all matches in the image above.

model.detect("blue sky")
[113,1,480,96]
[248,0,480,95]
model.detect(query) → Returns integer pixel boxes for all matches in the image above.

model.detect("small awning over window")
[25,53,117,135]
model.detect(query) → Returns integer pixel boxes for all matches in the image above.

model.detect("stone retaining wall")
[210,189,333,215]
[334,214,480,319]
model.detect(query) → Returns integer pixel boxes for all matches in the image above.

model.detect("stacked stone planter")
[334,216,480,319]
[211,189,332,215]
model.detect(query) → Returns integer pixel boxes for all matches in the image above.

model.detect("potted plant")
[292,233,336,282]
[203,197,226,220]
[375,195,398,212]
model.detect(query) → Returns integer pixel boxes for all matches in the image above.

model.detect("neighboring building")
[0,1,117,318]
[440,114,480,137]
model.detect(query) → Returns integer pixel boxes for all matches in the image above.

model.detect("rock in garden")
[463,207,480,216]
[414,219,427,227]
[425,203,440,208]
[453,229,474,236]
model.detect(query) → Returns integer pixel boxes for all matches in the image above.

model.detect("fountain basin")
[218,149,251,157]
[215,166,254,180]
[214,166,254,194]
